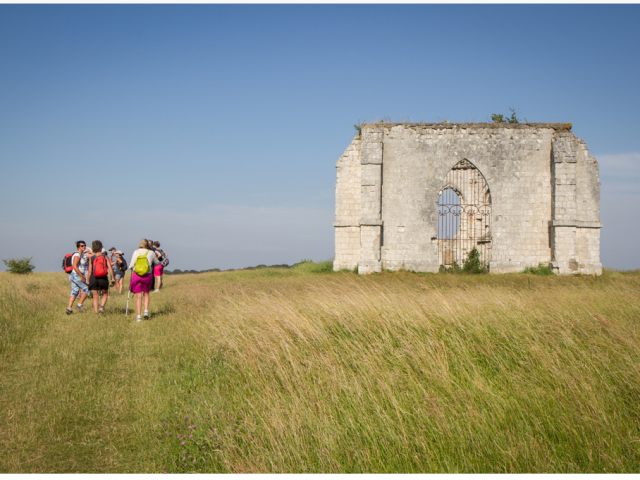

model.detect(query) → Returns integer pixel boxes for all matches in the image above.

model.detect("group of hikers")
[65,238,168,322]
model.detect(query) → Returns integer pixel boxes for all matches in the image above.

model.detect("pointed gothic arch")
[437,159,492,267]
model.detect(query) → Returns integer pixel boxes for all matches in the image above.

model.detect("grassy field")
[1,264,640,473]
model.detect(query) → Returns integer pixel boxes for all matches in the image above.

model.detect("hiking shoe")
[66,308,73,315]
[143,310,149,320]
[152,289,160,293]
[136,315,142,323]
[75,304,85,312]
[99,306,105,314]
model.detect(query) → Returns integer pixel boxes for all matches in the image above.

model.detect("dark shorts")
[89,275,110,291]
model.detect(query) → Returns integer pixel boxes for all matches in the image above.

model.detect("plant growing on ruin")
[491,108,527,124]
[463,247,487,274]
[439,261,461,274]
[522,263,555,275]
[440,249,487,274]
[354,119,366,137]
[3,257,35,274]
[507,107,523,124]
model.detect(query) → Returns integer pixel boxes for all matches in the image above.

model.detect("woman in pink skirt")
[152,240,165,292]
[129,238,160,322]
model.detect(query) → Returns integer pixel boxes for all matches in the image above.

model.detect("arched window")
[437,159,492,267]
[437,187,462,239]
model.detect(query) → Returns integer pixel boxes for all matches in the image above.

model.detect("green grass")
[1,265,640,472]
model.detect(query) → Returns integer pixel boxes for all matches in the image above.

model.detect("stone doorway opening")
[437,159,492,267]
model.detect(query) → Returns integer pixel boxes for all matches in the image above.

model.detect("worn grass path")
[0,272,180,472]
[1,267,640,472]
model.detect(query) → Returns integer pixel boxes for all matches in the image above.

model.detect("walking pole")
[125,269,131,318]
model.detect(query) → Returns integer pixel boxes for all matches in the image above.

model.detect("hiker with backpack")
[79,245,93,299]
[129,238,161,322]
[112,250,127,294]
[87,240,116,315]
[152,241,167,292]
[65,240,90,315]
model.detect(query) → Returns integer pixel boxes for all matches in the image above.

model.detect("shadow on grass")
[111,303,176,317]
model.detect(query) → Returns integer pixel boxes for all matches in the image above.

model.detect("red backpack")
[62,254,74,273]
[92,255,109,278]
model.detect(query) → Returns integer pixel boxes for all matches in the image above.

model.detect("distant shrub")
[291,259,334,274]
[3,257,35,274]
[243,264,290,271]
[523,263,555,275]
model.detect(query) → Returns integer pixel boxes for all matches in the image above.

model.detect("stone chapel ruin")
[333,123,602,275]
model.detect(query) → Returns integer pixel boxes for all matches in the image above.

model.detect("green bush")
[439,248,487,274]
[491,108,527,125]
[463,247,487,274]
[3,257,35,274]
[439,261,461,274]
[523,263,555,275]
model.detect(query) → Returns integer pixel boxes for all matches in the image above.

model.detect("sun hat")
[115,250,124,255]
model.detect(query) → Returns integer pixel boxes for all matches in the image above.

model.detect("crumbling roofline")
[361,122,572,131]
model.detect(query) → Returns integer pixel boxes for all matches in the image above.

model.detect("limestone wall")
[550,133,602,274]
[333,123,602,275]
[333,136,361,270]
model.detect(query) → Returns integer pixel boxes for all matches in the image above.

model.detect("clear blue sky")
[1,5,639,271]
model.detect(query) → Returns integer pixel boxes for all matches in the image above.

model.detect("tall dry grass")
[1,267,639,472]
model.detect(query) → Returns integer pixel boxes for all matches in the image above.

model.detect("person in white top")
[129,238,161,322]
[66,241,90,314]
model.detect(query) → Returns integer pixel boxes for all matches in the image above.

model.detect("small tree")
[3,257,35,274]
[507,107,520,124]
[462,248,486,274]
[492,108,527,125]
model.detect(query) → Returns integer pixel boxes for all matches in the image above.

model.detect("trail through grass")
[1,266,639,472]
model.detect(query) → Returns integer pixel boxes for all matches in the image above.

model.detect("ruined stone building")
[333,123,602,275]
